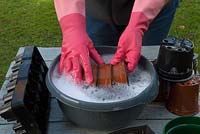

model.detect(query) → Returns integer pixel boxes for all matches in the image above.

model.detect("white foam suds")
[51,54,151,103]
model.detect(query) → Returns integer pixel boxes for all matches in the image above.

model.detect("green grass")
[0,0,200,86]
[169,0,200,56]
[0,0,62,86]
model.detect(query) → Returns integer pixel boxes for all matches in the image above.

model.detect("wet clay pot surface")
[91,61,128,87]
[112,61,128,85]
[166,76,200,116]
[96,64,112,87]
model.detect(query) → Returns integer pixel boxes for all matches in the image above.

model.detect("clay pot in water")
[91,62,128,87]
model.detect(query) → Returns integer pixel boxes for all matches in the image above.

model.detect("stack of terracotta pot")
[154,37,200,116]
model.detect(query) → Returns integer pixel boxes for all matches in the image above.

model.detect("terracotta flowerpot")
[112,61,128,85]
[166,76,200,116]
[97,64,112,87]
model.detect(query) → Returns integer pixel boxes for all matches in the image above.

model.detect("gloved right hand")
[59,13,105,84]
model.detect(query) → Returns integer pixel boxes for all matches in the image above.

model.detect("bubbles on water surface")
[51,54,151,103]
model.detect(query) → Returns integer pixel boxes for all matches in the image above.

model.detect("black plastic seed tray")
[0,46,50,134]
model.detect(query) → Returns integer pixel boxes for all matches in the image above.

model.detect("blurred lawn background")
[0,0,200,86]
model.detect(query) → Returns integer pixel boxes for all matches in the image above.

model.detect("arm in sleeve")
[54,0,85,21]
[132,0,167,23]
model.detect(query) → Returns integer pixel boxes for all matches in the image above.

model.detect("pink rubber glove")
[59,14,104,84]
[110,0,166,72]
[54,0,104,84]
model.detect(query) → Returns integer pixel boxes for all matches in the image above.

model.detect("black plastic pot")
[156,37,194,82]
[46,46,159,130]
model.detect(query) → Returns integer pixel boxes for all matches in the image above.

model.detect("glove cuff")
[128,12,150,33]
[59,13,86,34]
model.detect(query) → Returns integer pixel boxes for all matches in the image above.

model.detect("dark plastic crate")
[0,46,50,134]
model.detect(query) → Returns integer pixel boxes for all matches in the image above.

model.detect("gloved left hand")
[110,12,147,72]
[110,0,166,72]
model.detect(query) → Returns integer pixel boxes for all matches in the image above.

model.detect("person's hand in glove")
[54,0,105,84]
[110,0,166,72]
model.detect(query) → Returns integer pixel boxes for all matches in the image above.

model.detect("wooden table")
[0,46,199,134]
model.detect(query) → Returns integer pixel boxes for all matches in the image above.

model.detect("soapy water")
[51,54,151,103]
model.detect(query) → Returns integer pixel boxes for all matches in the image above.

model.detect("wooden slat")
[38,46,159,62]
[5,47,59,80]
[141,46,160,60]
[92,64,98,86]
[47,122,108,134]
[39,46,159,62]
[47,120,169,134]
[48,98,200,122]
[2,97,198,124]
[8,46,159,66]
[5,61,15,80]
[2,89,200,134]
[38,47,61,61]
[97,64,112,87]
[17,46,159,62]
[0,80,9,100]
[112,61,128,85]
[12,47,60,62]
[5,48,24,79]
[48,99,66,122]
[0,117,16,124]
[46,61,53,68]
[0,124,15,134]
